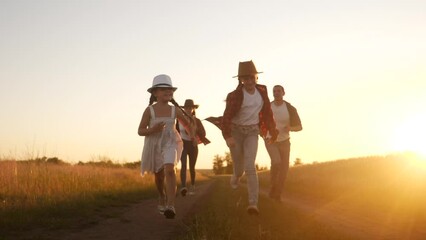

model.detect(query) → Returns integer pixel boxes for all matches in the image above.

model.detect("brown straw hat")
[232,60,263,78]
[181,99,199,109]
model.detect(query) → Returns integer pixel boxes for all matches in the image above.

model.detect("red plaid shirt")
[221,84,278,141]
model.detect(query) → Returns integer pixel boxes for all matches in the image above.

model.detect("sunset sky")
[1,0,425,169]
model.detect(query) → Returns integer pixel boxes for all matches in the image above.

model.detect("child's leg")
[154,169,166,213]
[154,169,166,199]
[188,145,198,186]
[164,163,177,206]
[180,141,189,188]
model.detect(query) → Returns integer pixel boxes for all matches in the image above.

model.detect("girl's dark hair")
[170,98,193,120]
[236,80,243,89]
[237,75,258,89]
[169,98,179,108]
[149,94,156,106]
[148,96,193,121]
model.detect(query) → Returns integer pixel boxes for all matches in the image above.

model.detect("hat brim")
[147,86,178,93]
[232,72,263,78]
[181,105,199,109]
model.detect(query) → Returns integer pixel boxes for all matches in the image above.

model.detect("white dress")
[141,105,183,176]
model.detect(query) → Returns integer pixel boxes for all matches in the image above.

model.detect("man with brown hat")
[222,60,278,215]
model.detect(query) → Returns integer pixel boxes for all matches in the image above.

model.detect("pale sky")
[1,0,425,169]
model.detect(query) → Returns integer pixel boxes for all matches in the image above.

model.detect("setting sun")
[392,112,426,157]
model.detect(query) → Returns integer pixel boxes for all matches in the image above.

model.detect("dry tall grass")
[0,161,154,210]
[0,160,156,232]
[0,159,209,234]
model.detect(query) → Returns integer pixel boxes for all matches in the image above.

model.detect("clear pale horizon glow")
[1,0,426,169]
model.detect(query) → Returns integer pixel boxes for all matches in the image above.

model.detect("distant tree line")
[10,154,302,172]
[18,156,70,165]
[10,156,140,169]
[212,152,233,175]
[294,158,303,166]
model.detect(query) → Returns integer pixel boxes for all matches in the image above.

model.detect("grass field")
[0,160,159,234]
[178,152,426,239]
[1,152,425,239]
[178,175,350,240]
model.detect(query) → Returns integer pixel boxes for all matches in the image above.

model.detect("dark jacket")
[285,101,302,129]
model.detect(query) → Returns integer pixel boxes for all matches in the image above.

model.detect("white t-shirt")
[178,122,192,141]
[232,88,263,126]
[270,101,290,142]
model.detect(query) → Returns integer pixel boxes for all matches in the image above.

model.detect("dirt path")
[34,179,216,240]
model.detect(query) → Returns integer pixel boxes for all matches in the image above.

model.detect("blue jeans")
[229,124,259,206]
[264,139,290,198]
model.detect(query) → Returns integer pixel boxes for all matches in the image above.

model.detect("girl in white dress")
[138,74,195,219]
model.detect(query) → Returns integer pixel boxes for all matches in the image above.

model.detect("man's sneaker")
[247,205,259,215]
[164,206,176,219]
[188,185,195,195]
[230,175,239,189]
[180,187,188,197]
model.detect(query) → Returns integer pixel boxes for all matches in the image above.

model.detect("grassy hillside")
[1,153,424,239]
[180,152,426,239]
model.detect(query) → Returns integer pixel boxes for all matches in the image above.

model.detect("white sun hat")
[147,74,178,93]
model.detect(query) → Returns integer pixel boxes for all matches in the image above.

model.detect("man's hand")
[268,129,279,144]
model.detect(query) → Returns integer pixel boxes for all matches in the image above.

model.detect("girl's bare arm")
[138,108,165,136]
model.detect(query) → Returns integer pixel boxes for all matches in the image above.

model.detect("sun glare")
[392,113,426,158]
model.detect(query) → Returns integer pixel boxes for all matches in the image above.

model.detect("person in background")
[177,99,210,196]
[264,85,302,201]
[138,74,195,219]
[221,60,278,215]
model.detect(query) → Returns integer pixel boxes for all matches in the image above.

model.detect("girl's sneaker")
[164,206,176,219]
[157,197,166,214]
[180,187,188,197]
[188,185,196,195]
